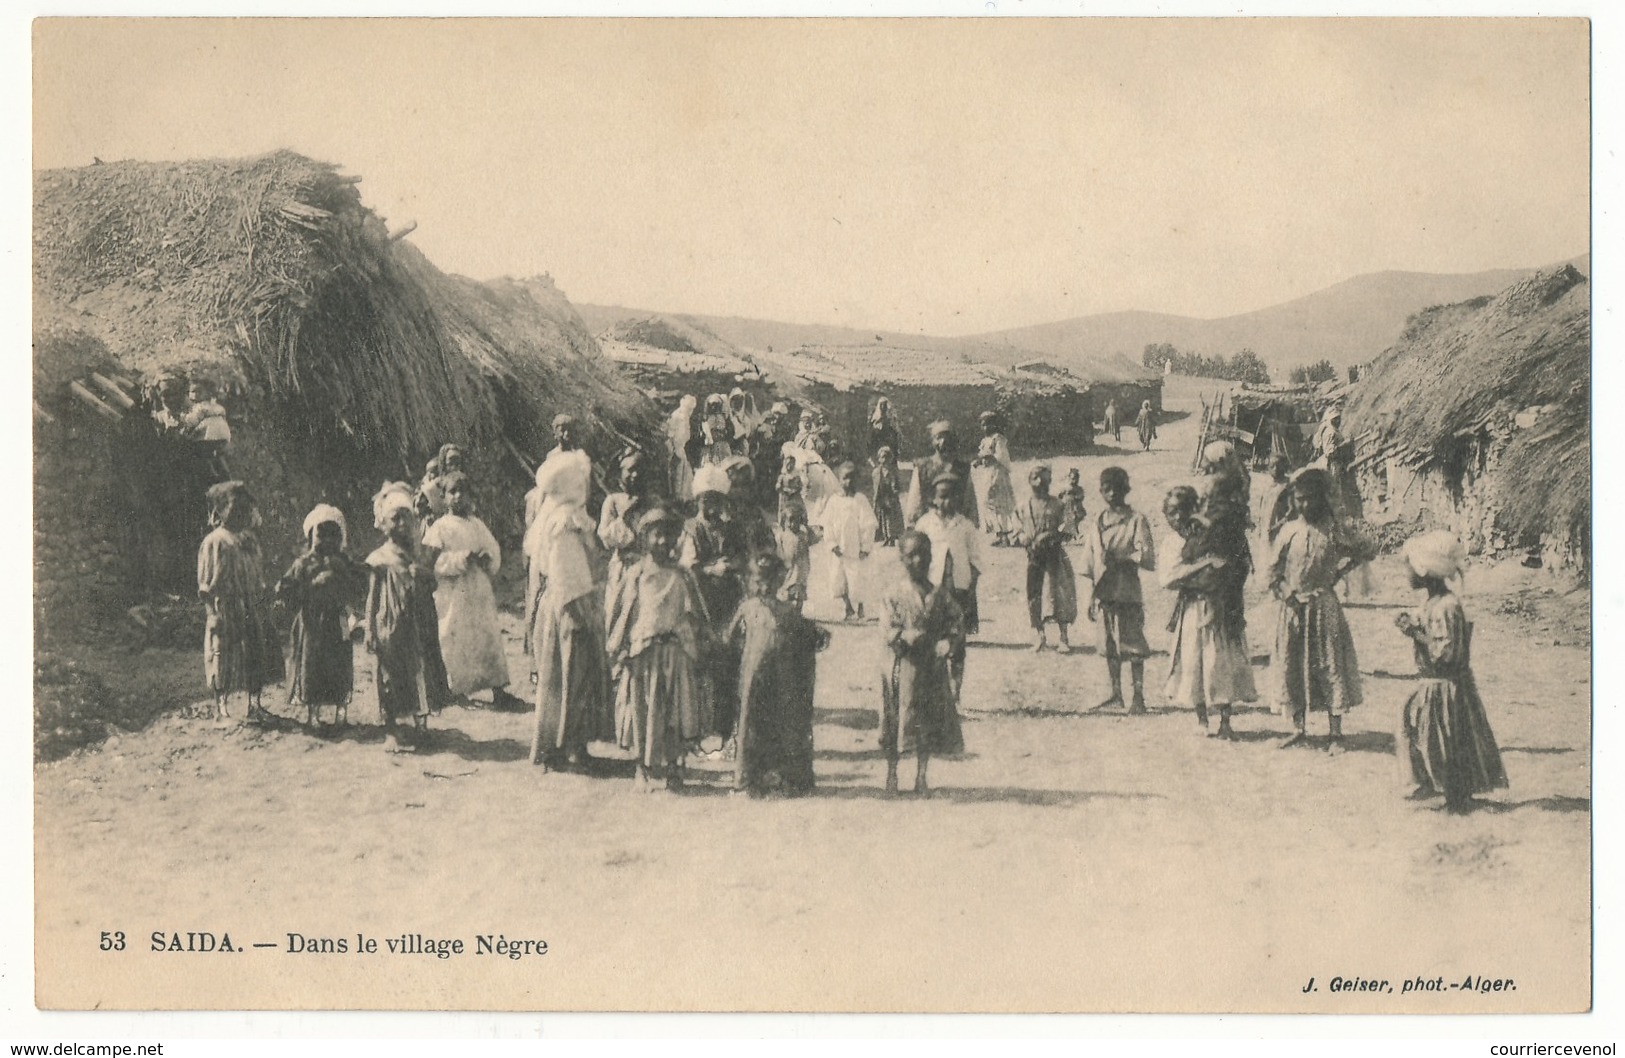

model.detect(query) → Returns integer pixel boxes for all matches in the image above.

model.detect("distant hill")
[574,253,1587,384]
[967,255,1589,378]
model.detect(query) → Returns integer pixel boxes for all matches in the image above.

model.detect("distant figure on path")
[869,396,902,462]
[1103,398,1122,443]
[1134,400,1158,451]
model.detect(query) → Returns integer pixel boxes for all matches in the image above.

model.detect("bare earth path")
[35,385,1591,1012]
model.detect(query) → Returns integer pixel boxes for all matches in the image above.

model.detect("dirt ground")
[34,385,1592,1013]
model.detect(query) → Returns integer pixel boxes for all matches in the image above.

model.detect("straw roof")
[769,343,1085,394]
[1344,265,1589,540]
[34,150,657,469]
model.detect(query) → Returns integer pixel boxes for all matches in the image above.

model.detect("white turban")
[372,482,415,530]
[525,448,596,572]
[302,503,348,549]
[1403,530,1466,582]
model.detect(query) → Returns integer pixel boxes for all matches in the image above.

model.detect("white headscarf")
[301,503,348,549]
[523,448,599,604]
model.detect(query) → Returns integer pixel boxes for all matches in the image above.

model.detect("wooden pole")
[89,372,136,409]
[69,381,124,421]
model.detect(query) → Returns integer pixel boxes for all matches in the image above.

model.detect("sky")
[32,17,1590,335]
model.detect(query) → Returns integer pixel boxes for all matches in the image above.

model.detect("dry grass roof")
[34,150,657,469]
[1345,265,1589,540]
[769,343,1085,394]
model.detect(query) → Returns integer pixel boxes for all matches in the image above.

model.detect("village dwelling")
[1191,380,1336,471]
[1016,355,1164,426]
[596,315,792,422]
[760,344,1095,457]
[1342,265,1589,576]
[32,150,658,649]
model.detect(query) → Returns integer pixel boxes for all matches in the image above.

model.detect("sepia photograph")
[26,16,1593,1015]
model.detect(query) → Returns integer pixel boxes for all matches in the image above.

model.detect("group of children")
[192,406,1509,812]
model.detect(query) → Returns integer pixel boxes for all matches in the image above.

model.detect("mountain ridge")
[573,253,1588,381]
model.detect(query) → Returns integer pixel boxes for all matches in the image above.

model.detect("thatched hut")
[33,150,658,642]
[1016,355,1163,424]
[760,344,1094,459]
[1343,265,1589,573]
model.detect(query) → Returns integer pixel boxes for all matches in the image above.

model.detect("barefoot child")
[364,484,452,752]
[275,504,366,728]
[422,472,525,710]
[774,501,816,612]
[1058,468,1087,540]
[1268,467,1364,753]
[681,466,747,750]
[1016,465,1077,653]
[528,454,614,773]
[1158,486,1255,738]
[871,446,905,547]
[607,504,712,792]
[879,532,966,797]
[818,459,878,621]
[1394,531,1508,811]
[914,472,982,639]
[1079,467,1156,713]
[729,552,830,797]
[196,481,281,722]
[776,455,806,521]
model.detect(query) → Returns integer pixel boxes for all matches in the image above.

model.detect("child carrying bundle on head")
[196,481,281,723]
[365,483,452,753]
[1394,531,1508,812]
[1016,465,1077,653]
[421,472,526,711]
[871,446,905,547]
[818,458,878,622]
[878,531,966,797]
[1268,467,1366,753]
[1158,486,1256,739]
[728,552,830,797]
[1079,466,1156,713]
[275,504,367,729]
[607,504,713,792]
